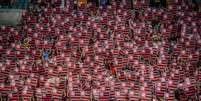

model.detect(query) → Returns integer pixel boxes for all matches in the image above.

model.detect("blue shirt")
[43,51,49,61]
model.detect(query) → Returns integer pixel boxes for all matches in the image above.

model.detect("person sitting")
[80,52,86,63]
[90,91,96,101]
[128,29,134,40]
[179,59,187,66]
[128,19,135,31]
[62,88,70,101]
[103,59,110,70]
[139,56,144,62]
[171,33,181,42]
[76,45,83,54]
[154,23,161,31]
[152,33,162,43]
[78,0,87,6]
[123,63,134,71]
[23,37,31,49]
[89,37,96,46]
[124,35,132,43]
[42,49,51,62]
[107,62,117,77]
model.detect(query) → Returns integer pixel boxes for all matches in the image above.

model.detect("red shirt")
[111,66,116,75]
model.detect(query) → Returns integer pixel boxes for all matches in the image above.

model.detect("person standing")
[73,0,78,13]
[100,0,108,7]
[96,0,99,6]
[130,0,134,9]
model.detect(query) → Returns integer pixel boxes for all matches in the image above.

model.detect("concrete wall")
[196,0,201,3]
[0,9,23,26]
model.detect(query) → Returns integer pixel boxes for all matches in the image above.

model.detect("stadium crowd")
[0,0,201,101]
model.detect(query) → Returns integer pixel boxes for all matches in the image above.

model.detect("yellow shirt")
[23,38,30,49]
[78,0,87,6]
